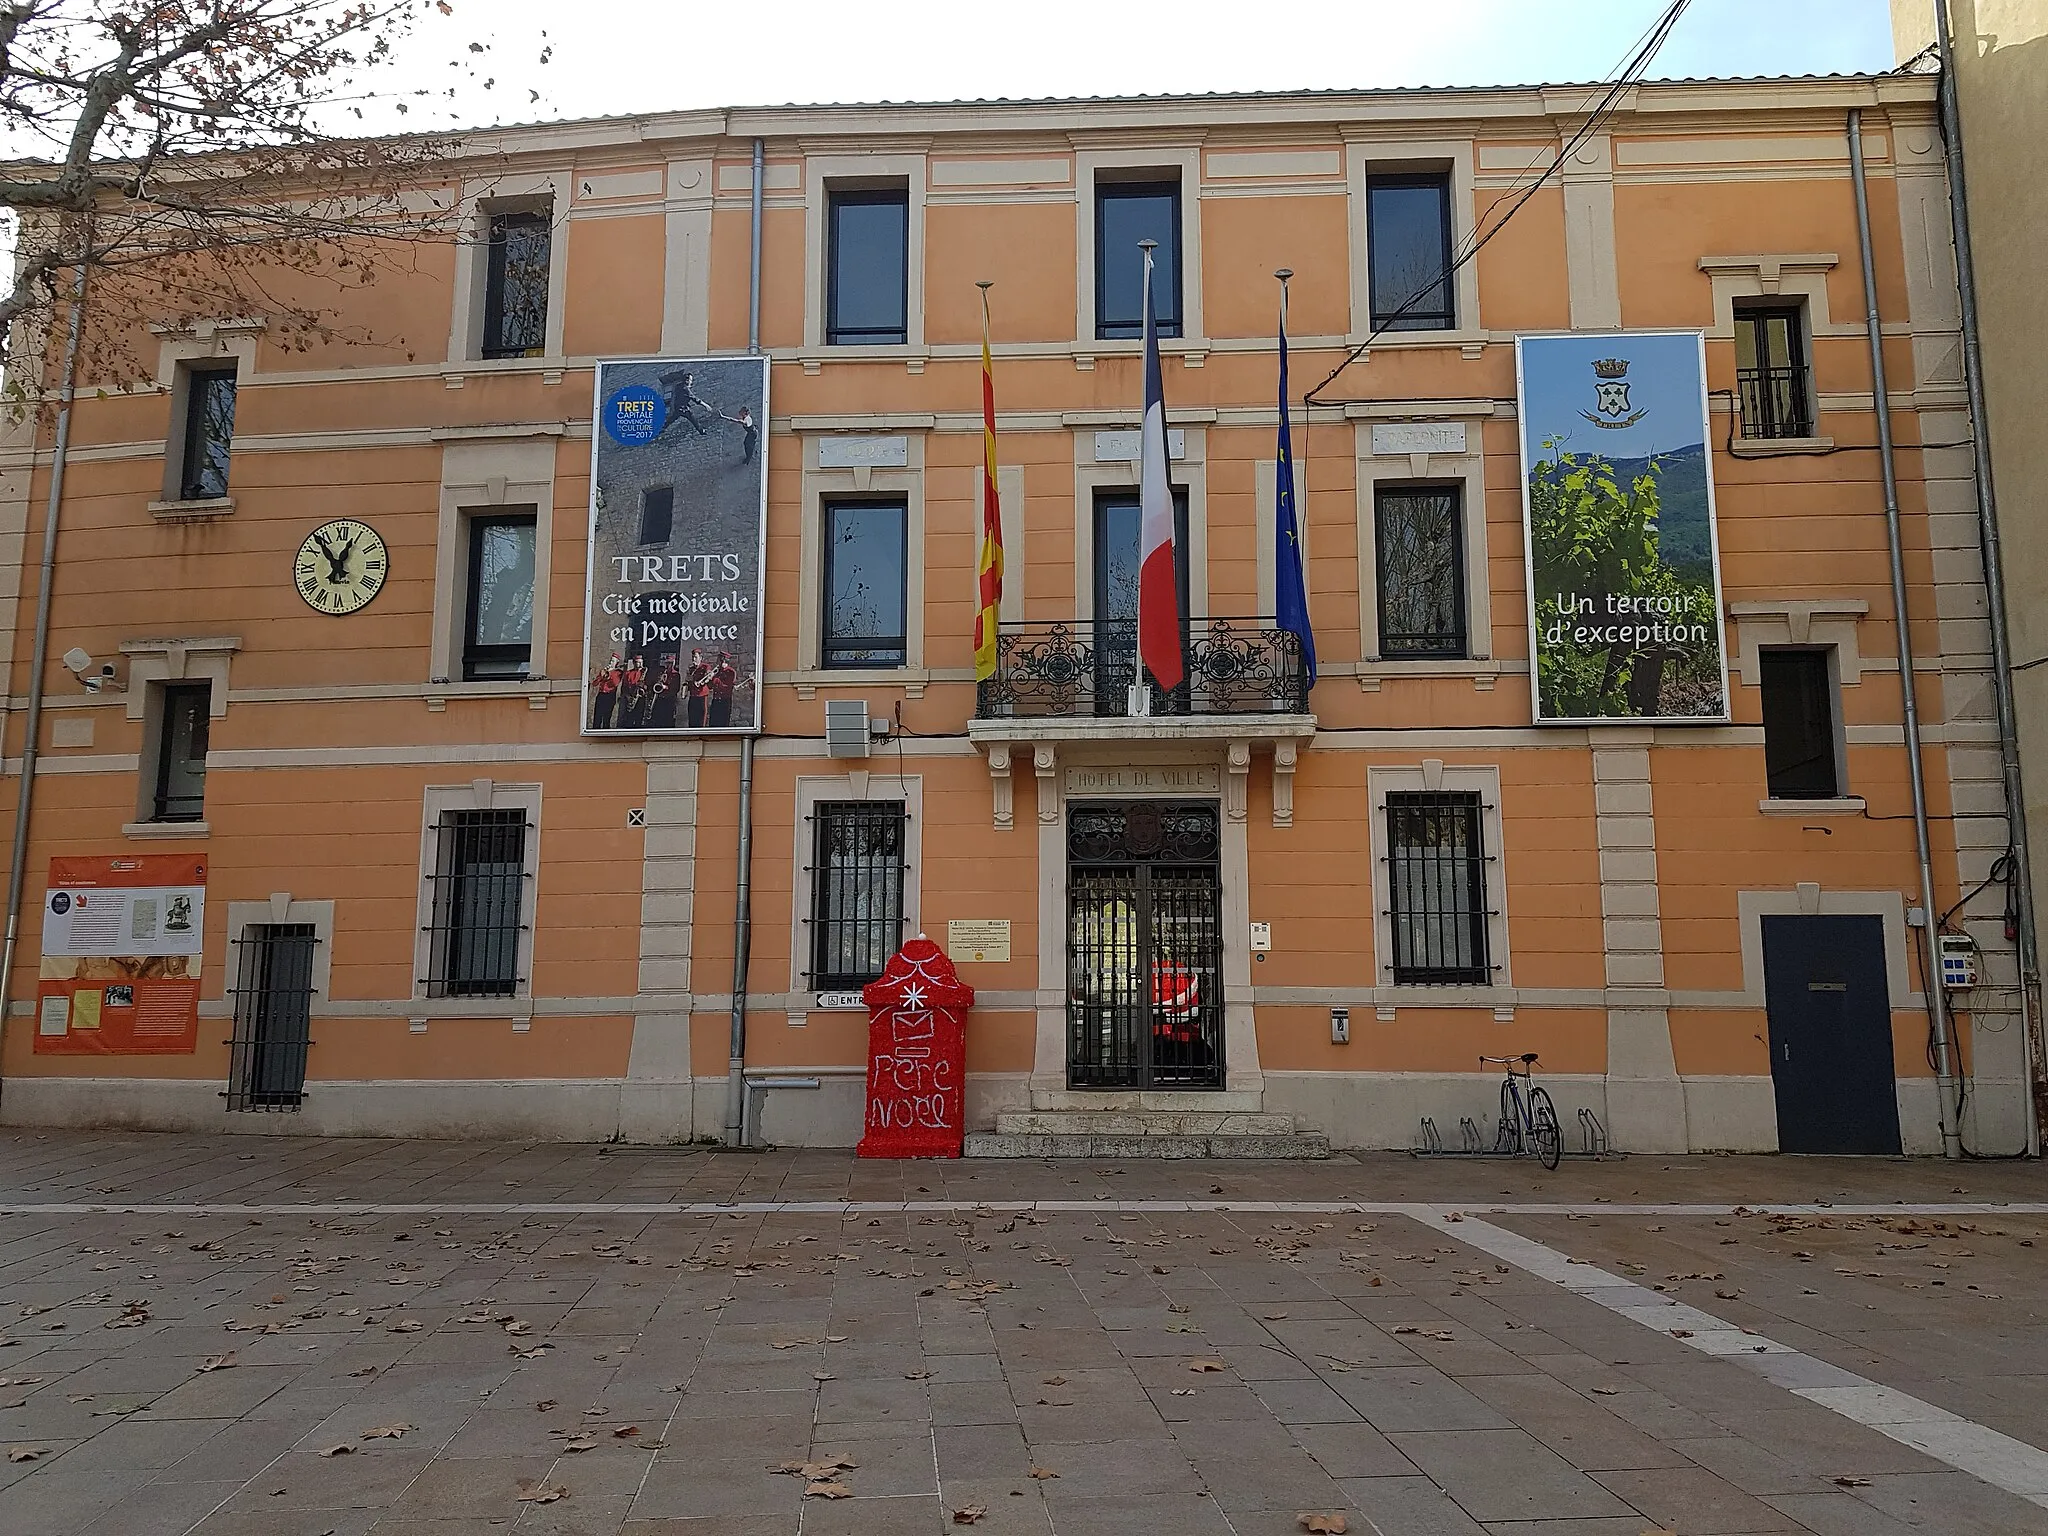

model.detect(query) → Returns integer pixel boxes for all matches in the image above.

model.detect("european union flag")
[1274,293,1316,688]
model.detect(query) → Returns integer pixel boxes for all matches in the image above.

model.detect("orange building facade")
[0,73,2032,1156]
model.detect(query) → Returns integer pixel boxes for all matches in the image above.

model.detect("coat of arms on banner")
[1582,357,1647,430]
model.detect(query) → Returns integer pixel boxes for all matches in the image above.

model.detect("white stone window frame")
[153,325,261,516]
[1355,423,1492,666]
[1731,599,1869,813]
[446,171,571,366]
[1699,254,1846,451]
[788,772,924,1003]
[225,895,336,1015]
[1077,148,1205,348]
[1367,761,1513,998]
[795,433,927,686]
[412,779,544,1016]
[1347,140,1483,349]
[121,636,238,839]
[805,154,927,354]
[430,431,560,688]
[1073,428,1208,621]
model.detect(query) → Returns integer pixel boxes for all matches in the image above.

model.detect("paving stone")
[1391,1427,1638,1522]
[1337,1473,1490,1535]
[1591,1464,1804,1533]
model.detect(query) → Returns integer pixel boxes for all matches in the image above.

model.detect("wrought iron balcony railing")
[1735,363,1814,440]
[976,618,1309,720]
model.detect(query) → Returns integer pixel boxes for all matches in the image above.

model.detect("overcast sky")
[390,0,1898,133]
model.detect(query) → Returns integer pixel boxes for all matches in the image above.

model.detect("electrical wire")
[1304,0,1694,407]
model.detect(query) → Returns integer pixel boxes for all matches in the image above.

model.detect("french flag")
[1137,245,1183,692]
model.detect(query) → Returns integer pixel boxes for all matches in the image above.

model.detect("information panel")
[35,854,205,1055]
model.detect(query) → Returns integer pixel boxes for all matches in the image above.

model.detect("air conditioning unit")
[824,698,870,759]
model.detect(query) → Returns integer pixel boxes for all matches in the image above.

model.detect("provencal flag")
[974,291,1004,683]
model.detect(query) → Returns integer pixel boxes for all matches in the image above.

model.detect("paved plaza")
[1,1132,2045,1534]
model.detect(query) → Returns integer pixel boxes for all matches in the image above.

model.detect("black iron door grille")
[1066,799,1224,1089]
[225,923,317,1111]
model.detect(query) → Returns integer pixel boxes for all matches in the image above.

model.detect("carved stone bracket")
[988,745,1013,831]
[1033,743,1059,824]
[1224,741,1252,824]
[1272,739,1299,828]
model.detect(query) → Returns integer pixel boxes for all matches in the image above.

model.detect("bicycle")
[1482,1053,1563,1170]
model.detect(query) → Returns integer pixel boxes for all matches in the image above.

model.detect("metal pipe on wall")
[1849,107,1961,1159]
[0,250,91,1106]
[724,136,766,1147]
[1933,0,2043,1157]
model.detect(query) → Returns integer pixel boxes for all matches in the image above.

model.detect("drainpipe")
[723,135,766,1147]
[1849,108,1961,1159]
[1933,0,2042,1156]
[0,249,90,1104]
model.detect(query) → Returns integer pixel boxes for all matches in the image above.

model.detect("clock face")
[293,519,388,615]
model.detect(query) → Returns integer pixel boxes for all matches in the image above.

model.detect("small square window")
[176,365,237,501]
[809,800,907,988]
[482,209,551,360]
[1734,304,1813,439]
[1376,486,1466,658]
[827,188,909,346]
[1095,179,1181,340]
[463,513,537,681]
[151,683,210,823]
[426,809,527,998]
[1367,174,1455,332]
[1385,791,1489,983]
[822,499,907,669]
[1760,648,1840,798]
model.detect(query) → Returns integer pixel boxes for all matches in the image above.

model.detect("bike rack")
[1410,1104,1623,1160]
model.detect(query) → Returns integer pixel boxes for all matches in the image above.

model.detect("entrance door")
[1093,490,1189,716]
[1761,914,1901,1154]
[1066,799,1223,1089]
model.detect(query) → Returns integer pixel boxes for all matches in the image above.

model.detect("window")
[177,365,237,501]
[826,188,909,345]
[1095,179,1181,340]
[638,486,674,547]
[1385,791,1489,983]
[1734,304,1813,439]
[482,209,552,360]
[1760,648,1840,799]
[151,683,210,823]
[225,923,316,1112]
[463,514,537,681]
[425,809,528,997]
[1376,486,1466,658]
[808,801,907,988]
[1367,174,1455,331]
[822,499,907,668]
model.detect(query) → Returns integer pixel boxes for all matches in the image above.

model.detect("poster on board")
[1516,331,1729,725]
[35,854,204,1055]
[581,355,770,735]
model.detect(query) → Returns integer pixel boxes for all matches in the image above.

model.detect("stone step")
[963,1131,1331,1160]
[994,1110,1299,1138]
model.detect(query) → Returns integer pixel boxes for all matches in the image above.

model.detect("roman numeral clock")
[293,519,389,615]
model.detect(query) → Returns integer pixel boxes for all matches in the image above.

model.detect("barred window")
[1376,486,1465,658]
[809,801,906,989]
[1385,791,1489,983]
[1734,303,1813,440]
[226,923,317,1112]
[426,809,529,997]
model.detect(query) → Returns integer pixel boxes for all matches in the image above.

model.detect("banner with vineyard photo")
[1515,332,1729,724]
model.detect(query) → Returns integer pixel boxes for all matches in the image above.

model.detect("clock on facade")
[293,519,388,615]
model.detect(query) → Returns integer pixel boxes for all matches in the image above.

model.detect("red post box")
[857,934,974,1158]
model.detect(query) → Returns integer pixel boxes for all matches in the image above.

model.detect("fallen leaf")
[387,1320,422,1334]
[1028,1465,1059,1479]
[953,1503,988,1524]
[562,1436,598,1453]
[348,1366,377,1379]
[1669,1329,1694,1339]
[502,1321,531,1336]
[813,1372,835,1382]
[318,1443,354,1457]
[805,1481,853,1499]
[360,1424,412,1440]
[1591,1387,1620,1396]
[613,1424,639,1437]
[1833,1476,1872,1487]
[1188,1358,1226,1373]
[1171,1387,1195,1396]
[1298,1514,1348,1534]
[515,1481,567,1504]
[8,1446,45,1463]
[1042,1375,1066,1386]
[904,1370,932,1380]
[511,1345,552,1358]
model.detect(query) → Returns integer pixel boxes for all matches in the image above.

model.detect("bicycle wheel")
[1527,1086,1563,1171]
[1498,1080,1523,1155]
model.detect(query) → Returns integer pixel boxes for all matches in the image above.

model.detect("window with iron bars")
[424,809,530,997]
[225,923,318,1112]
[1734,304,1813,440]
[1384,791,1491,984]
[808,801,907,989]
